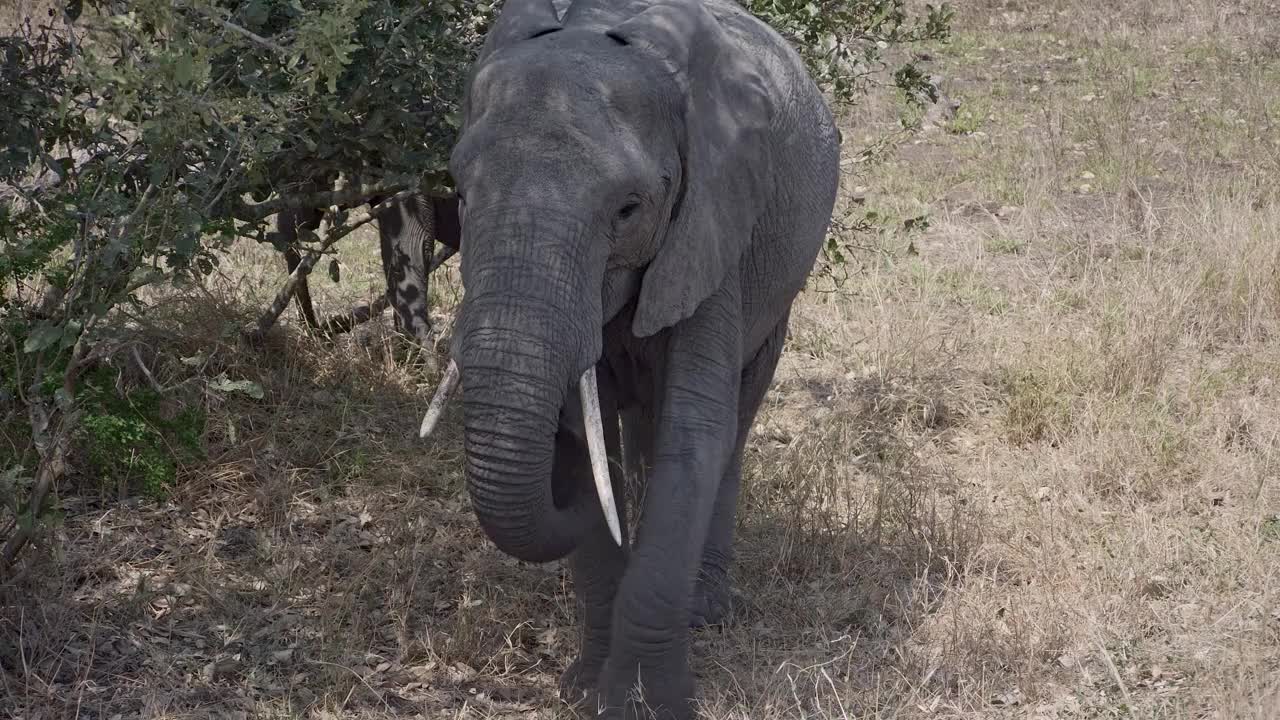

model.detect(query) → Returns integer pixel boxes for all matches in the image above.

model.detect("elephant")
[370,191,462,343]
[273,191,461,344]
[420,0,841,716]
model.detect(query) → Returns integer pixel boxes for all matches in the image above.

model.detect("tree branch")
[243,193,405,341]
[0,408,78,570]
[230,180,414,222]
[192,6,288,55]
[318,295,390,335]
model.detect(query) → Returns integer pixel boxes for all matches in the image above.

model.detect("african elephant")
[421,0,840,716]
[371,192,462,343]
[273,191,461,343]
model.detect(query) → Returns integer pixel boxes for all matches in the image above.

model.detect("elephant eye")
[617,200,641,221]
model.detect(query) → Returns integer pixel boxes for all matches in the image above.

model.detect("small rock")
[1081,171,1096,179]
[992,688,1025,706]
[203,659,238,683]
[293,688,316,708]
[453,661,478,681]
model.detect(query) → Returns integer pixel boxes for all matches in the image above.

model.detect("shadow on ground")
[1,295,977,718]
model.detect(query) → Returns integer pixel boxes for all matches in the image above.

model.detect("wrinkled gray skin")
[274,192,461,341]
[448,0,840,716]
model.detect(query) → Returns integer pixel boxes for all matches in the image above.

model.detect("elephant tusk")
[580,366,623,547]
[419,359,460,438]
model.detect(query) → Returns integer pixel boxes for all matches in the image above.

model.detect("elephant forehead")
[464,68,656,178]
[471,51,654,123]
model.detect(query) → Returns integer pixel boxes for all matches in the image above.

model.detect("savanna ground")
[4,0,1280,717]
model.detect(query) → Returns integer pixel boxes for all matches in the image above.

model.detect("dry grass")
[4,0,1280,717]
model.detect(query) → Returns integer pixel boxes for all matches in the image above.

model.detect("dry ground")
[4,0,1279,717]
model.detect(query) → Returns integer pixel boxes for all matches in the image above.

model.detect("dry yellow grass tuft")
[3,0,1279,717]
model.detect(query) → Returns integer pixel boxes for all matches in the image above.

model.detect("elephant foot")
[689,569,734,629]
[597,657,695,720]
[559,656,603,711]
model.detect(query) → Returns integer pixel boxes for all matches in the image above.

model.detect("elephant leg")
[690,314,789,629]
[558,368,627,702]
[376,193,435,346]
[561,381,630,703]
[598,286,744,720]
[622,399,742,630]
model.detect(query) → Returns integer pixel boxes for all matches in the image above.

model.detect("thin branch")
[343,6,426,110]
[230,180,413,222]
[131,346,164,393]
[318,295,390,335]
[192,6,287,55]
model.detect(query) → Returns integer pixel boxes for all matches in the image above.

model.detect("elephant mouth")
[419,357,622,547]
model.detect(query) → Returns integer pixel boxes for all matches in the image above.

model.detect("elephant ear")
[477,0,563,63]
[607,0,774,337]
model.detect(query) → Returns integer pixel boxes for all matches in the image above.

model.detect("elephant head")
[425,0,776,564]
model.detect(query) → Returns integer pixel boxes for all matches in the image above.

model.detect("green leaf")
[59,318,82,349]
[149,160,172,186]
[209,375,265,400]
[1262,515,1280,542]
[174,230,199,258]
[174,53,194,87]
[243,0,269,29]
[23,323,64,353]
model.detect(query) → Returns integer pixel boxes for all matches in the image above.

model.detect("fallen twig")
[317,295,390,335]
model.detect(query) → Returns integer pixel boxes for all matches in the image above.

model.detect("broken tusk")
[580,366,622,546]
[419,359,460,438]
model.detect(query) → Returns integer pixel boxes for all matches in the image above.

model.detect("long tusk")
[419,359,460,438]
[579,366,623,546]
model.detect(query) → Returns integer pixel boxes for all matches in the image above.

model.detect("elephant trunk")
[460,355,586,562]
[454,208,605,563]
